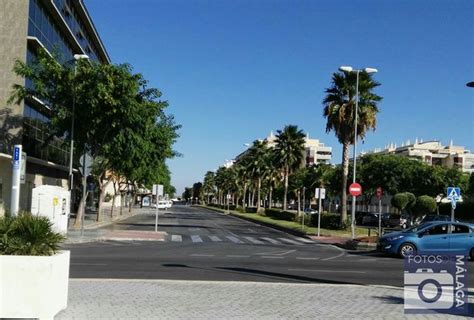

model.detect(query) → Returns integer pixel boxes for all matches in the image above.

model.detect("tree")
[203,171,216,204]
[246,140,271,212]
[413,195,436,218]
[391,193,409,213]
[10,49,179,223]
[273,125,306,210]
[323,70,382,223]
[182,187,193,202]
[192,182,203,204]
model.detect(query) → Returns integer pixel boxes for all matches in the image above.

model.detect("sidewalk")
[56,279,473,319]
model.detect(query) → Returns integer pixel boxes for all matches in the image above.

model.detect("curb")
[68,209,141,231]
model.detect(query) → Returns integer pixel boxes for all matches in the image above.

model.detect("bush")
[0,213,65,256]
[391,193,409,212]
[245,207,258,213]
[413,195,436,217]
[264,208,296,221]
[310,213,345,229]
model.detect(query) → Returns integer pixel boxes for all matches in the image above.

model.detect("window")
[452,224,470,234]
[425,224,449,235]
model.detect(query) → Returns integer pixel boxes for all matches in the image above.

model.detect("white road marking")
[278,238,301,245]
[256,249,296,256]
[296,257,320,260]
[261,237,281,245]
[190,254,214,257]
[321,250,346,261]
[226,236,243,244]
[293,237,315,244]
[244,236,264,244]
[171,235,182,242]
[288,268,366,274]
[208,235,222,242]
[191,235,203,243]
[227,255,250,258]
[261,256,284,259]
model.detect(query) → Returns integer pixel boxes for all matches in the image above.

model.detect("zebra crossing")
[167,233,316,246]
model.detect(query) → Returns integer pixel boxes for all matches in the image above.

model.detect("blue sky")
[85,0,473,194]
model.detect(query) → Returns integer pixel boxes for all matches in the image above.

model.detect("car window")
[425,224,449,235]
[451,224,470,234]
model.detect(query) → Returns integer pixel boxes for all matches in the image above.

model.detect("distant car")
[304,208,317,215]
[362,213,384,226]
[419,214,451,225]
[377,221,474,259]
[165,200,172,209]
[383,214,410,229]
[154,201,168,209]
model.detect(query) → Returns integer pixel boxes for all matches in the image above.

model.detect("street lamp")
[69,54,89,214]
[339,65,378,239]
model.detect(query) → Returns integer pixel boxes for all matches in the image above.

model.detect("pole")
[451,202,455,222]
[10,145,22,216]
[317,194,322,237]
[155,197,159,232]
[302,187,306,211]
[378,198,382,236]
[80,150,87,237]
[351,70,360,239]
[69,63,76,212]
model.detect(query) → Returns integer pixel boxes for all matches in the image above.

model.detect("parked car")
[304,208,317,215]
[361,213,390,226]
[154,201,168,209]
[383,214,410,229]
[165,200,173,209]
[418,214,451,225]
[377,221,474,259]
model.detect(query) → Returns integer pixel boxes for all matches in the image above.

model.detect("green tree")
[413,195,437,217]
[246,140,271,212]
[323,70,382,223]
[273,125,306,210]
[391,193,409,213]
[203,171,216,204]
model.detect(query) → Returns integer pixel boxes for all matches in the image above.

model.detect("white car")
[154,201,168,209]
[165,200,172,209]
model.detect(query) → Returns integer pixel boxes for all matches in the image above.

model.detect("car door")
[418,224,450,252]
[449,224,473,253]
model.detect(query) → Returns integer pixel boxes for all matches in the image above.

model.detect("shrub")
[413,195,436,217]
[245,207,258,213]
[310,213,344,229]
[264,208,295,221]
[391,193,409,213]
[0,213,65,256]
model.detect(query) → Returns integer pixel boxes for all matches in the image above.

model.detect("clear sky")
[85,0,473,195]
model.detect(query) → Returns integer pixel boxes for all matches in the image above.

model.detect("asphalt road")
[64,205,472,287]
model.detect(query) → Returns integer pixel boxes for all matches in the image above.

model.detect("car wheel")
[399,243,416,258]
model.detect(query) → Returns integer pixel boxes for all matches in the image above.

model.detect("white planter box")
[0,250,70,319]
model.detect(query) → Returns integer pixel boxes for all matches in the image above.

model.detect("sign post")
[10,145,22,216]
[226,194,231,214]
[349,183,362,239]
[376,187,383,236]
[447,187,461,222]
[153,184,164,232]
[315,187,326,237]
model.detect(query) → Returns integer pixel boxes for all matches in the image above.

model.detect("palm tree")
[246,140,271,212]
[323,70,382,223]
[273,125,306,211]
[203,171,216,204]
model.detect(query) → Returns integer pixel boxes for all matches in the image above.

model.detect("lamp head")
[339,66,353,72]
[364,67,378,74]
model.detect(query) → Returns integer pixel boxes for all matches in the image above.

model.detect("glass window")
[425,224,449,235]
[452,224,470,234]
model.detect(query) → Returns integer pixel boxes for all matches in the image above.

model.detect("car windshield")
[402,225,430,233]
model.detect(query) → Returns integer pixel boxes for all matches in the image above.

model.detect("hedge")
[438,202,474,221]
[264,208,296,222]
[310,213,344,230]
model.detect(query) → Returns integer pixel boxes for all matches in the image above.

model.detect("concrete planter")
[0,250,70,319]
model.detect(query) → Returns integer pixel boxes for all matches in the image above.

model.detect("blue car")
[377,221,474,259]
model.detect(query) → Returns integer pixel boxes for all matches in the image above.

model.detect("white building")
[362,139,474,174]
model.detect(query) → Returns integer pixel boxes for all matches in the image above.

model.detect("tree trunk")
[283,166,289,211]
[73,191,88,228]
[341,141,350,224]
[257,177,262,212]
[96,175,111,222]
[251,188,255,207]
[268,185,273,209]
[110,180,117,218]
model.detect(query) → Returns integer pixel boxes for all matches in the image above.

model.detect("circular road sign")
[376,187,383,199]
[349,183,362,197]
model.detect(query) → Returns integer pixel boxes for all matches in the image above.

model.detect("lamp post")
[339,65,378,239]
[69,54,89,214]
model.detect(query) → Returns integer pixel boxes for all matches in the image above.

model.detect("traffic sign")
[315,188,326,199]
[376,187,383,199]
[447,187,461,200]
[153,184,163,197]
[349,183,362,197]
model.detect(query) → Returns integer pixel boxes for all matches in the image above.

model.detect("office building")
[0,0,110,215]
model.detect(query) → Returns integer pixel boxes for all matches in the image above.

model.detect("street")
[65,205,409,286]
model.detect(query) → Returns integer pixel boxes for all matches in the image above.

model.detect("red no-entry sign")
[349,183,362,197]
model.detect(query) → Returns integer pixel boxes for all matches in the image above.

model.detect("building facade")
[0,0,109,215]
[362,139,474,174]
